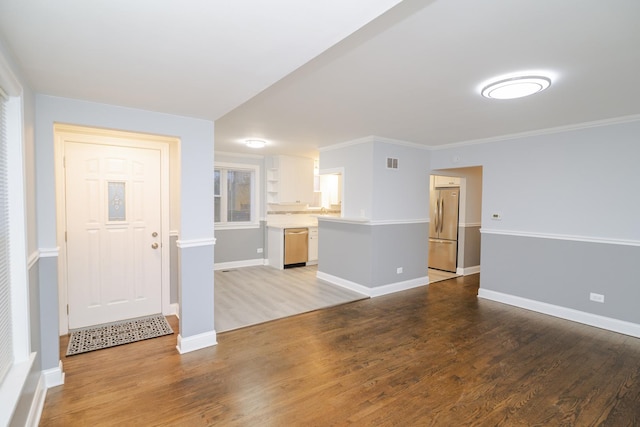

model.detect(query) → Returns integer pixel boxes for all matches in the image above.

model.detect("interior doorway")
[429,166,483,278]
[54,124,174,334]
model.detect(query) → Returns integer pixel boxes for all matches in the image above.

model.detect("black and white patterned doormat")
[66,314,173,356]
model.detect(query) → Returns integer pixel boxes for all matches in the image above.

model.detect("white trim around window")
[214,162,260,230]
[0,84,33,426]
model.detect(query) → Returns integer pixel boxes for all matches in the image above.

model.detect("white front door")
[65,141,162,329]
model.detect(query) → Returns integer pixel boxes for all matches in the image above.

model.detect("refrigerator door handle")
[434,197,439,231]
[439,198,445,233]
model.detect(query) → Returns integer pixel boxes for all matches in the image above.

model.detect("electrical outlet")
[491,213,502,220]
[590,292,604,303]
[257,248,263,253]
[397,267,403,274]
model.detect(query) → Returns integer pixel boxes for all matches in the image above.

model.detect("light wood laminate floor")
[214,265,367,332]
[215,266,458,332]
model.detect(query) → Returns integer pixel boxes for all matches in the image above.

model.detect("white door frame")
[54,124,174,335]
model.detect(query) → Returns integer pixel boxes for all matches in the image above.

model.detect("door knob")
[151,243,159,249]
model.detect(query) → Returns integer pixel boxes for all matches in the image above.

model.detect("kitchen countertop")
[267,216,370,229]
[266,223,318,230]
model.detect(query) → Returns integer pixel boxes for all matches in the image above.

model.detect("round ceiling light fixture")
[481,75,551,100]
[245,139,266,148]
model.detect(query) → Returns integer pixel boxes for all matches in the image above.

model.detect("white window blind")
[0,86,11,383]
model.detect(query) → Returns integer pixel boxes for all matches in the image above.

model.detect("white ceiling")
[0,0,401,120]
[2,0,640,158]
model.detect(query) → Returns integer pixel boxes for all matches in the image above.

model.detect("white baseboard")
[214,258,265,271]
[43,360,64,388]
[166,303,179,317]
[456,265,480,276]
[316,271,428,298]
[26,375,47,427]
[176,331,217,354]
[478,288,640,338]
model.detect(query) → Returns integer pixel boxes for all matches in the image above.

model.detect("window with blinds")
[0,87,11,383]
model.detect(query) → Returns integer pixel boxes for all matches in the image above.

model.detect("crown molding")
[429,114,640,151]
[319,135,428,153]
[318,115,640,155]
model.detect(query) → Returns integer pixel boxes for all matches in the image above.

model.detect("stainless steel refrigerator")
[428,187,459,272]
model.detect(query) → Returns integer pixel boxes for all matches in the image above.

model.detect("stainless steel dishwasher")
[284,228,308,268]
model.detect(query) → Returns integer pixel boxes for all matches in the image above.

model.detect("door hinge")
[63,156,66,168]
[66,304,69,315]
[65,231,67,242]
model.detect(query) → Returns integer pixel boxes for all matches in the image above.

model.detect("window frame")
[0,89,33,425]
[214,162,260,230]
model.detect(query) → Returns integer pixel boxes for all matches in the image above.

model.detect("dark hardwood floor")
[40,274,640,426]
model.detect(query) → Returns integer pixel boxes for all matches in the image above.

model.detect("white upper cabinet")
[267,155,314,204]
[434,175,461,188]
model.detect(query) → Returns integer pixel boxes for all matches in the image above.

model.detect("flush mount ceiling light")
[481,75,551,100]
[245,139,266,148]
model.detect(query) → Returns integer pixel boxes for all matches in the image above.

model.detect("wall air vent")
[386,157,399,170]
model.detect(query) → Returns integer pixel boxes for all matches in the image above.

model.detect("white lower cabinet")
[267,227,285,269]
[308,227,318,264]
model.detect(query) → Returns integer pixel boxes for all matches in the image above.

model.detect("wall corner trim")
[176,331,217,354]
[478,288,640,338]
[43,360,65,388]
[176,238,216,249]
[456,265,480,276]
[27,251,39,270]
[39,247,60,257]
[317,271,428,298]
[167,304,179,317]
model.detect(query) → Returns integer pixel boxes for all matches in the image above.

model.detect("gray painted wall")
[431,119,640,326]
[319,221,374,286]
[461,225,481,268]
[37,257,59,372]
[319,138,430,289]
[482,233,640,324]
[371,222,429,286]
[372,140,430,221]
[178,244,215,336]
[319,220,428,288]
[214,223,266,264]
[170,235,179,304]
[431,122,639,239]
